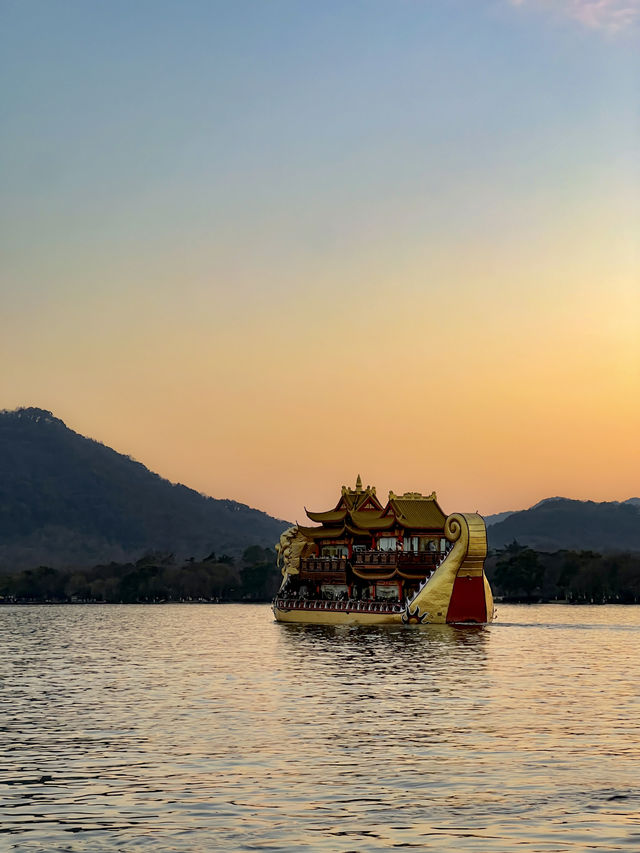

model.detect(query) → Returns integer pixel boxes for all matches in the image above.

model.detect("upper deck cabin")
[286,476,452,603]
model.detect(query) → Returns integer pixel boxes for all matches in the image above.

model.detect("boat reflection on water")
[275,620,491,685]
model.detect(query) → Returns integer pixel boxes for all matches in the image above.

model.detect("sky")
[1,0,639,523]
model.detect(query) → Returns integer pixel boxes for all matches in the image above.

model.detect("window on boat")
[375,582,401,600]
[321,583,348,600]
[321,545,348,557]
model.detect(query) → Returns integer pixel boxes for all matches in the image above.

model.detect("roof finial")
[355,474,362,492]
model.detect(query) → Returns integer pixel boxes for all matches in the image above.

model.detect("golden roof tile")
[297,525,347,540]
[348,510,396,531]
[305,508,348,524]
[388,495,446,530]
[339,477,383,512]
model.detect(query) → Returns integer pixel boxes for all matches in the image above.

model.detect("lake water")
[1,604,640,852]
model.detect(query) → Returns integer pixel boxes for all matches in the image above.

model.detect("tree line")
[486,542,640,603]
[4,542,640,605]
[0,546,281,604]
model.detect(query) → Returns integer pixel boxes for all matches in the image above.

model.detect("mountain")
[0,407,290,570]
[485,497,590,527]
[487,498,640,553]
[484,510,515,527]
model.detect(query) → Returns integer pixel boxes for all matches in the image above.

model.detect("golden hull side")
[272,605,403,626]
[407,513,494,624]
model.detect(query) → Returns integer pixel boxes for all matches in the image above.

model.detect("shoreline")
[2,599,639,607]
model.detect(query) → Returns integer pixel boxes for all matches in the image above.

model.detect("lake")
[2,604,639,851]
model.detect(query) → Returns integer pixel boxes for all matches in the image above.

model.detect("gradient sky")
[1,0,639,522]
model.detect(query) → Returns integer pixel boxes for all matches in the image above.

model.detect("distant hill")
[487,498,640,553]
[484,510,515,527]
[0,408,290,570]
[485,496,617,527]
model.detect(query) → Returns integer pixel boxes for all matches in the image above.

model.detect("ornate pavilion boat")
[273,477,494,625]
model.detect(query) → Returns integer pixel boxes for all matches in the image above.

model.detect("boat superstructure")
[273,476,494,626]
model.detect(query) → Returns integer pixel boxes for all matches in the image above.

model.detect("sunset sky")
[2,0,639,522]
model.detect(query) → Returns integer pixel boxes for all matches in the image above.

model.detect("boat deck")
[274,597,405,615]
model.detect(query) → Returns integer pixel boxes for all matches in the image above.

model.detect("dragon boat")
[273,476,494,625]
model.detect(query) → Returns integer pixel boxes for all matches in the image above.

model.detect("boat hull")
[272,604,404,626]
[273,512,494,626]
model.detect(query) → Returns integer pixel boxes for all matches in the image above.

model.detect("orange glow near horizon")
[3,230,638,523]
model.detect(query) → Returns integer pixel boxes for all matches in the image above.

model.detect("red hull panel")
[446,575,487,623]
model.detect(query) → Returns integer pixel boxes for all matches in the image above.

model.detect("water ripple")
[1,604,639,850]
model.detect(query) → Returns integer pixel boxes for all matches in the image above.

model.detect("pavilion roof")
[297,525,347,540]
[305,508,347,524]
[304,508,396,531]
[338,475,383,512]
[387,491,447,530]
[301,482,447,538]
[305,474,383,522]
[348,510,396,531]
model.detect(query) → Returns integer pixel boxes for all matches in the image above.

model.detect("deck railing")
[299,549,449,574]
[299,556,347,573]
[353,550,445,568]
[274,598,405,614]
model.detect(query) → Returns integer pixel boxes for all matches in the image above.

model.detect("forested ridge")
[0,407,290,569]
[487,498,640,553]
